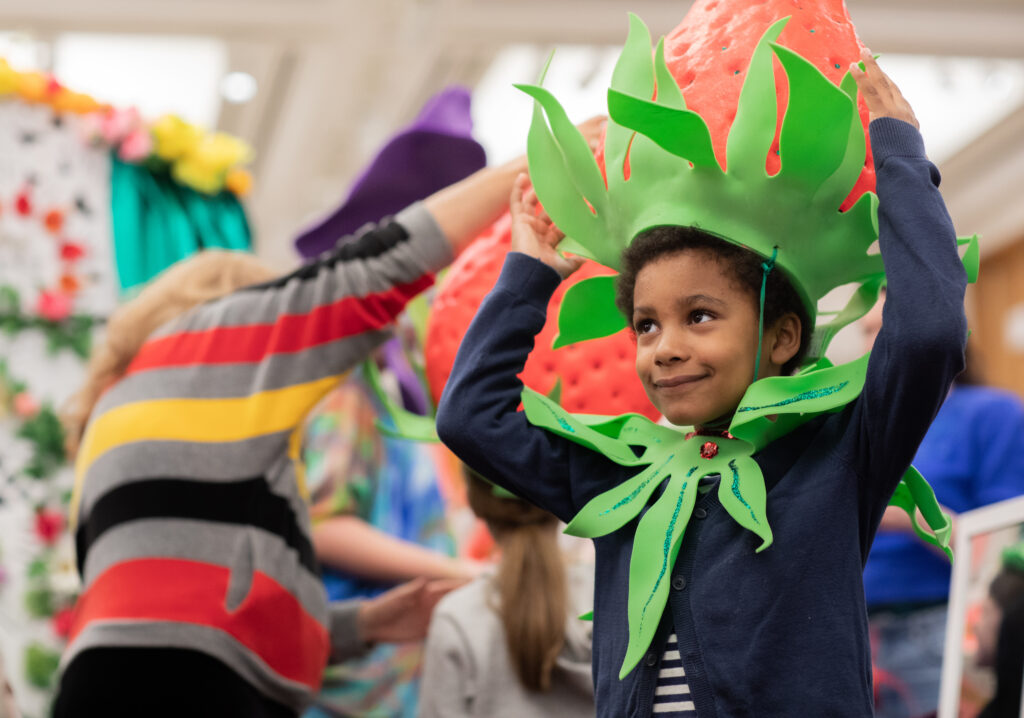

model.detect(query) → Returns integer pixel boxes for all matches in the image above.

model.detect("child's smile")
[631,250,767,428]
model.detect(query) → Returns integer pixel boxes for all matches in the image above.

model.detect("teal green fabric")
[109,155,253,292]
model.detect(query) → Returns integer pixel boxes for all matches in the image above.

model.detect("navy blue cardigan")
[436,119,967,717]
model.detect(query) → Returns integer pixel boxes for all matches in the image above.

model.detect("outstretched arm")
[844,50,967,527]
[313,516,479,583]
[436,175,589,520]
[327,577,464,663]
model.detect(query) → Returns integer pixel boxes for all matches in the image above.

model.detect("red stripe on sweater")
[128,276,432,374]
[69,558,329,689]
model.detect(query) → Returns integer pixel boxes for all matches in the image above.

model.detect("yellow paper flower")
[172,132,253,194]
[0,58,18,95]
[151,114,202,161]
[197,132,252,171]
[171,156,223,194]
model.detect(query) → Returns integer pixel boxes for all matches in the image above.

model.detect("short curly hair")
[615,226,811,375]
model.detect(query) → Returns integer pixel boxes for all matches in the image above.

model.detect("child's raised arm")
[436,174,599,522]
[842,51,968,535]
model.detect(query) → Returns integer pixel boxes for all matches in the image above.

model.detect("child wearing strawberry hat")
[436,7,974,717]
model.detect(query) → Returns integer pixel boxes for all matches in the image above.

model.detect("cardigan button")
[672,575,687,591]
[644,652,658,667]
[694,507,708,519]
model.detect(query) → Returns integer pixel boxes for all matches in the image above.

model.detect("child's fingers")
[509,173,529,216]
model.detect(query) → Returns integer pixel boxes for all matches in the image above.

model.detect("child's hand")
[509,173,585,279]
[850,49,919,129]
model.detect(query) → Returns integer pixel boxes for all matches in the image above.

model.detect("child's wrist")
[500,252,563,298]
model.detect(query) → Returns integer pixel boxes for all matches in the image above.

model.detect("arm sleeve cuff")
[395,202,455,275]
[869,118,928,167]
[496,252,563,308]
[327,600,373,663]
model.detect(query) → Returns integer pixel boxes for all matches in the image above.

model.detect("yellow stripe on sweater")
[71,373,346,525]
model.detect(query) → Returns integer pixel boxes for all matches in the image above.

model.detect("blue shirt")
[864,385,1024,606]
[436,119,968,717]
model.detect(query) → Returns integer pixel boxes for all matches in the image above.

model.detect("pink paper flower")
[36,290,73,322]
[52,606,75,639]
[12,392,39,418]
[101,107,142,145]
[118,127,153,162]
[34,509,65,546]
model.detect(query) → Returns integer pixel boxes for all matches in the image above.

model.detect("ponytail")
[465,470,567,691]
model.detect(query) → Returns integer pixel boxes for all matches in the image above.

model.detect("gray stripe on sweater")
[150,203,450,339]
[81,519,326,620]
[95,328,391,415]
[78,432,292,519]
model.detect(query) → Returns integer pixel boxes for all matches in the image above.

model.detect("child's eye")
[690,310,715,324]
[635,318,656,335]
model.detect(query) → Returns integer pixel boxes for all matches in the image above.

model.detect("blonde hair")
[62,251,277,456]
[465,469,567,692]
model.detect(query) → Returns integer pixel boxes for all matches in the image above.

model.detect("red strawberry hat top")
[664,0,873,210]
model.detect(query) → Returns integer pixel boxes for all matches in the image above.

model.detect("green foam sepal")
[362,359,439,443]
[887,466,953,562]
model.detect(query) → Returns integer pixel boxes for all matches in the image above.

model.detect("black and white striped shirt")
[653,633,697,716]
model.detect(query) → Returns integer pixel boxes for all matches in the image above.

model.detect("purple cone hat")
[293,85,487,258]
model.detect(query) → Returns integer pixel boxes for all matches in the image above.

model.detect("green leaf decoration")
[622,471,695,677]
[519,89,610,265]
[810,276,885,361]
[546,377,563,405]
[718,455,772,551]
[653,37,685,111]
[1001,543,1024,574]
[24,642,61,689]
[362,359,439,443]
[888,466,953,561]
[726,18,787,178]
[17,407,67,480]
[515,84,608,216]
[605,13,657,182]
[522,388,648,467]
[607,91,718,168]
[0,285,21,314]
[729,352,870,451]
[958,235,980,284]
[24,586,55,618]
[814,69,868,207]
[553,275,627,349]
[771,42,856,193]
[524,386,774,677]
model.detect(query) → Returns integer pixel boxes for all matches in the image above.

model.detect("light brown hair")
[62,250,276,456]
[465,468,567,692]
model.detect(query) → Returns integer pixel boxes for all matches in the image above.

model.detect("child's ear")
[769,312,802,368]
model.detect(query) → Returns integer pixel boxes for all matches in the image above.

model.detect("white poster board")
[939,495,1024,718]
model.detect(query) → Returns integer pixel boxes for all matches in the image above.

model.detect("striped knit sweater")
[65,203,451,713]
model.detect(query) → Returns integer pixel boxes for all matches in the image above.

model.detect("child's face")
[631,250,762,428]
